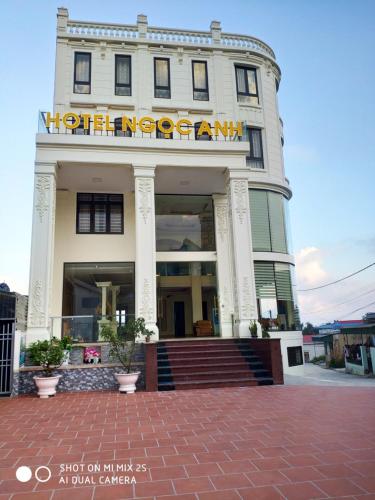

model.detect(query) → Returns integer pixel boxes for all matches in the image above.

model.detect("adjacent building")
[26,9,302,374]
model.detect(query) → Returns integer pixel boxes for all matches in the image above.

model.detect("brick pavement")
[0,385,375,499]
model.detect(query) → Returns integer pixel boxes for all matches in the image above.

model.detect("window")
[287,346,303,367]
[156,120,173,139]
[76,193,123,234]
[246,127,263,168]
[235,65,258,104]
[249,190,290,253]
[194,121,212,141]
[72,117,90,135]
[114,117,132,137]
[74,52,91,94]
[154,58,171,98]
[62,262,135,342]
[155,195,215,251]
[254,261,300,331]
[115,55,131,96]
[192,61,209,101]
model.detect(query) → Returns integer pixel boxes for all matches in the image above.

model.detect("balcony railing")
[37,112,244,142]
[50,314,136,343]
[62,15,276,61]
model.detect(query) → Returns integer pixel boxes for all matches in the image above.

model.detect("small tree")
[249,320,258,338]
[60,335,73,352]
[27,338,65,376]
[100,318,153,374]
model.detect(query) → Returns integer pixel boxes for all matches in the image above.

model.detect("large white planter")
[115,372,140,394]
[33,375,61,399]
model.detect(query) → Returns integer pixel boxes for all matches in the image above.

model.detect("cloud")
[295,246,375,326]
[295,247,327,286]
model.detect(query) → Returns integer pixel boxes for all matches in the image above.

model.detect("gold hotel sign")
[46,112,243,138]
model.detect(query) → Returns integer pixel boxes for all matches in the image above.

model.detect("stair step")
[158,341,254,349]
[158,347,250,354]
[158,377,274,390]
[158,361,258,373]
[158,369,269,382]
[159,356,261,366]
[158,352,259,361]
[156,339,274,390]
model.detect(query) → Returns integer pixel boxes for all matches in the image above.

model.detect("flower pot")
[33,375,61,399]
[115,372,140,394]
[62,350,70,366]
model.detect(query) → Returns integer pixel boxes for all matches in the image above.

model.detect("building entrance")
[156,262,219,338]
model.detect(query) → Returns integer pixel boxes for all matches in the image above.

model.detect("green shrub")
[100,318,153,373]
[311,355,325,364]
[27,338,65,376]
[262,329,270,338]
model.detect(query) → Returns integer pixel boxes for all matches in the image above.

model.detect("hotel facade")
[27,8,302,375]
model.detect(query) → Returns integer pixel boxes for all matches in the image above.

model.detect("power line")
[340,300,375,319]
[301,287,375,316]
[297,262,375,292]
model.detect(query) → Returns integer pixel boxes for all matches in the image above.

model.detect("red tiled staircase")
[157,339,274,390]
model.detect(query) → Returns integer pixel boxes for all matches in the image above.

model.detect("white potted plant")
[60,335,73,366]
[101,317,153,393]
[27,338,65,398]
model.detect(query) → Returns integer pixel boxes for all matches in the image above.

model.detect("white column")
[213,194,235,337]
[134,165,159,340]
[191,263,203,323]
[111,285,120,317]
[226,170,258,337]
[26,163,57,344]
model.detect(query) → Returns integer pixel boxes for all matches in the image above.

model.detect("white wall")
[303,343,325,362]
[268,331,304,376]
[51,189,135,317]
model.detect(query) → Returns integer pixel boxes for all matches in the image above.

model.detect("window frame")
[76,193,124,235]
[154,57,171,99]
[247,127,264,167]
[234,65,259,102]
[192,60,209,101]
[115,54,132,96]
[287,346,303,367]
[73,52,92,94]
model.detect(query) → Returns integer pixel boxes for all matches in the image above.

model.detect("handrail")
[65,20,276,60]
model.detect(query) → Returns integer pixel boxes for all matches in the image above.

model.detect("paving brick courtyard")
[0,385,375,499]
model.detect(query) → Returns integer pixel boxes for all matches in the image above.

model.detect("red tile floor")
[0,386,375,499]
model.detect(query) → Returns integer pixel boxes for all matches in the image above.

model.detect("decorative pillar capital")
[133,165,156,178]
[225,167,250,184]
[34,161,57,176]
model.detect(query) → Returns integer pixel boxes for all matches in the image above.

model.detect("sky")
[0,0,374,326]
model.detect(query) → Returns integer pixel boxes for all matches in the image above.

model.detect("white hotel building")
[27,8,303,373]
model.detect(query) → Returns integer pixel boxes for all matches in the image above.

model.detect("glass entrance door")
[156,262,218,338]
